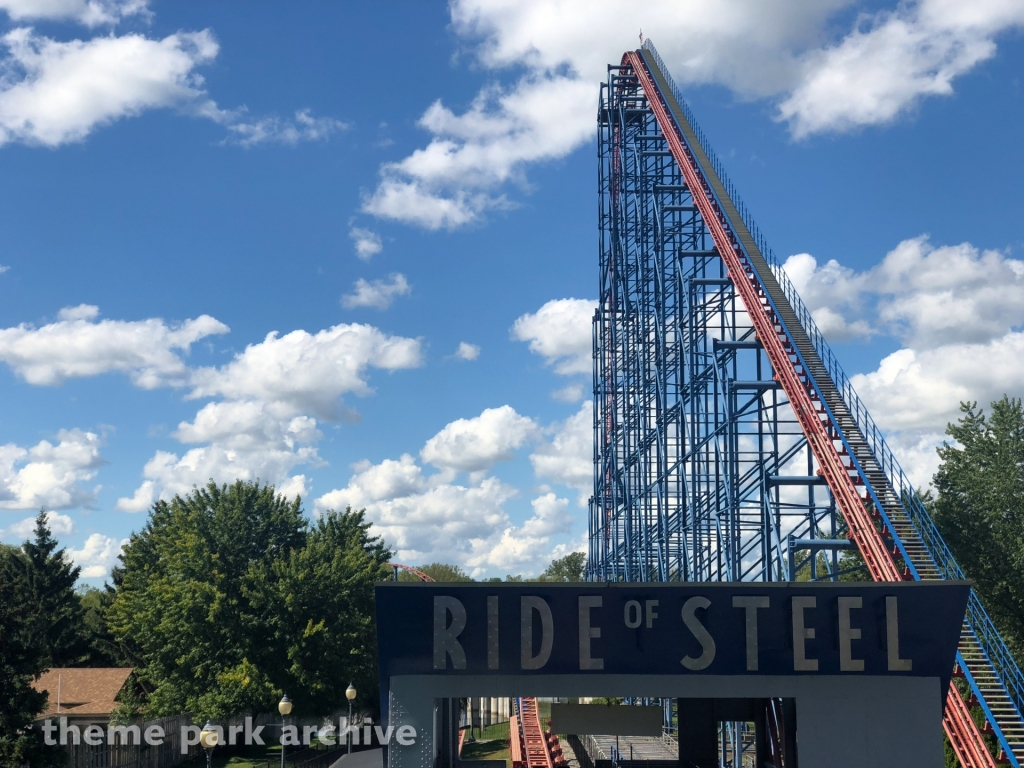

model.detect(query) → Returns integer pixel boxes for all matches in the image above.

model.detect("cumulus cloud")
[0,305,229,387]
[349,227,383,261]
[783,237,1024,349]
[69,533,126,578]
[530,401,592,506]
[364,1,1024,229]
[781,253,873,341]
[362,77,591,229]
[512,298,596,375]
[341,274,411,311]
[778,0,1024,138]
[0,429,103,510]
[470,492,574,573]
[785,236,1024,488]
[314,399,591,574]
[454,342,480,361]
[0,24,348,150]
[225,109,349,147]
[0,0,149,27]
[0,27,223,148]
[188,323,422,419]
[420,405,538,473]
[2,510,75,540]
[551,382,585,403]
[118,321,422,509]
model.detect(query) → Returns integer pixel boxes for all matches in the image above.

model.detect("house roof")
[33,668,134,718]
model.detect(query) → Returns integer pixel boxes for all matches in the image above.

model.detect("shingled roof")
[33,668,134,718]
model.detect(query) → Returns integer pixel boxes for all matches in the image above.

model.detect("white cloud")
[782,253,873,341]
[455,342,480,361]
[318,469,519,567]
[0,0,148,27]
[315,402,588,574]
[0,429,103,510]
[512,298,596,375]
[225,109,349,147]
[869,236,1024,348]
[349,227,383,261]
[0,27,222,148]
[0,265,10,274]
[783,237,1024,349]
[778,0,1024,138]
[69,533,126,578]
[364,1,1024,228]
[530,401,592,506]
[361,1,851,229]
[785,236,1024,488]
[2,510,75,540]
[118,320,422,508]
[552,382,585,403]
[363,76,592,229]
[188,323,422,419]
[341,274,411,310]
[114,480,154,513]
[420,405,538,473]
[470,492,574,573]
[0,305,229,387]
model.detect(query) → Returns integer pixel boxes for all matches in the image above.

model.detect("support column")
[677,698,717,768]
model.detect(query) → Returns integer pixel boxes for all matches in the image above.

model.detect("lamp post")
[345,684,357,754]
[199,719,218,768]
[279,695,293,768]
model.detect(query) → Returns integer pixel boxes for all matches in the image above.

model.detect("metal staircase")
[629,38,1024,767]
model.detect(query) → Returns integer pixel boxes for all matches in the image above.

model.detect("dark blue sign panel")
[376,581,968,685]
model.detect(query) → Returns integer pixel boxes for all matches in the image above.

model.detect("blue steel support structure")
[591,40,1024,767]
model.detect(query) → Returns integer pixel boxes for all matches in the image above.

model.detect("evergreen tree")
[22,511,89,668]
[933,396,1024,658]
[0,545,63,767]
[78,586,127,667]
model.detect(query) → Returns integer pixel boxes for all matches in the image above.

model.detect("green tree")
[536,552,586,582]
[243,509,391,716]
[933,397,1024,658]
[0,545,63,767]
[109,481,390,719]
[22,511,90,668]
[77,586,128,667]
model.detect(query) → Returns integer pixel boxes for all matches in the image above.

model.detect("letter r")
[433,596,467,669]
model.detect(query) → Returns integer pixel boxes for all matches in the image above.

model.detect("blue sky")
[0,0,1022,580]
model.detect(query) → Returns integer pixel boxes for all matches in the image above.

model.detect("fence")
[58,712,276,768]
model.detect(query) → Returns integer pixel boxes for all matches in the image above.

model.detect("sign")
[375,581,968,688]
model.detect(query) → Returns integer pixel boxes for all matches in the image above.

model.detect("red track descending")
[515,698,554,768]
[626,49,998,768]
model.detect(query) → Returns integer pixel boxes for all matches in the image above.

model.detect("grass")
[178,743,279,768]
[179,741,339,768]
[462,737,510,765]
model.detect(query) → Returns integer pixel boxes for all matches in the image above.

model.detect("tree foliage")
[397,562,474,582]
[22,511,90,668]
[108,480,391,719]
[933,396,1024,658]
[0,544,62,767]
[536,552,586,582]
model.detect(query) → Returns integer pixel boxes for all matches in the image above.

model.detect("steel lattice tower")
[591,40,1024,767]
[591,52,839,586]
